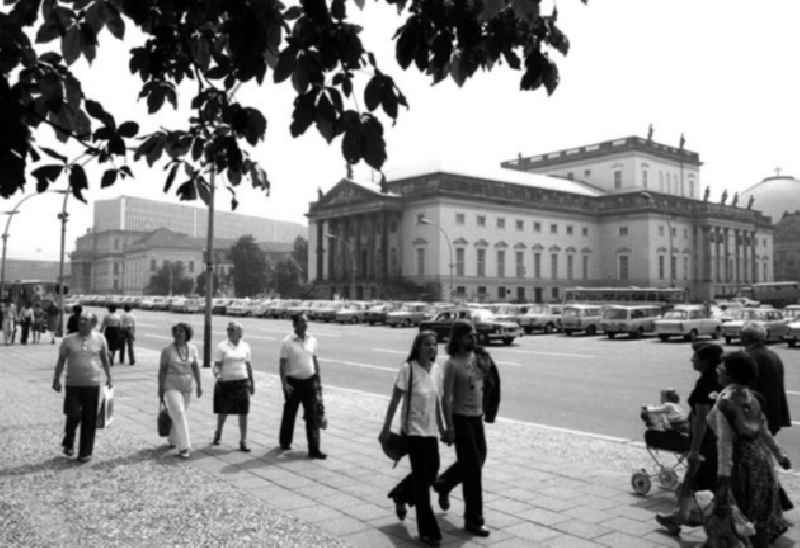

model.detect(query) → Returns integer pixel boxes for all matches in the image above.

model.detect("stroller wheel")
[631,470,651,495]
[658,469,680,490]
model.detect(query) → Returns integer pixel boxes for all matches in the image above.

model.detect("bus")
[562,286,688,308]
[736,281,800,309]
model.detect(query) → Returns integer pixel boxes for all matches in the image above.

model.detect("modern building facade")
[306,137,773,302]
[93,196,305,242]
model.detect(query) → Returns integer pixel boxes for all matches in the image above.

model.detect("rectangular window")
[517,286,525,301]
[515,251,524,277]
[619,226,629,236]
[584,169,591,178]
[659,225,665,237]
[566,225,574,235]
[550,224,558,234]
[477,215,486,227]
[552,287,560,300]
[683,256,689,280]
[659,255,665,280]
[113,262,119,275]
[567,255,574,280]
[496,217,506,229]
[533,252,541,279]
[515,219,524,231]
[533,222,541,233]
[683,228,689,239]
[455,213,465,225]
[456,286,466,296]
[476,248,486,277]
[763,262,768,280]
[477,285,487,297]
[496,250,506,277]
[582,255,589,280]
[614,170,622,190]
[582,227,589,237]
[670,255,676,282]
[498,286,506,299]
[551,253,558,279]
[642,170,648,189]
[618,255,629,281]
[416,248,425,276]
[455,248,465,276]
[671,227,677,237]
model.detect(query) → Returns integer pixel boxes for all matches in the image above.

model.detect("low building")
[306,137,773,302]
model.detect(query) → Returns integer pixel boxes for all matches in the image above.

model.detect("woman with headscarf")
[212,321,254,451]
[380,331,446,546]
[158,323,202,458]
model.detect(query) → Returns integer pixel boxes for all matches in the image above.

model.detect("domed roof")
[740,175,800,224]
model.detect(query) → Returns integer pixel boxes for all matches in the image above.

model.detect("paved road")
[88,307,800,463]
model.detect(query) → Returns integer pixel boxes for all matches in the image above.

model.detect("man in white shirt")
[278,313,326,459]
[119,304,136,365]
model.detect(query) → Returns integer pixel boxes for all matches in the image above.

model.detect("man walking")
[119,304,136,365]
[52,313,112,463]
[278,313,326,459]
[66,304,83,335]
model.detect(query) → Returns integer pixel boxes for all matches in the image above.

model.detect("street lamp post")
[0,193,42,301]
[325,232,356,299]
[420,217,454,301]
[54,188,70,337]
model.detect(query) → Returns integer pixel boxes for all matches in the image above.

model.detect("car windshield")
[664,311,687,319]
[603,309,628,320]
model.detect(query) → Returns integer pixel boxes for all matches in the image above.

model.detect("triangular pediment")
[318,179,386,207]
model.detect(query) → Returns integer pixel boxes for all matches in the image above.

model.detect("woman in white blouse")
[212,321,254,451]
[158,323,202,458]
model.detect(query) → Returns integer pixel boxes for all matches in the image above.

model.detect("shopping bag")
[96,386,114,429]
[157,402,172,437]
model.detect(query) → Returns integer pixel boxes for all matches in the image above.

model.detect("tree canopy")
[145,261,193,295]
[230,234,267,297]
[1,0,582,205]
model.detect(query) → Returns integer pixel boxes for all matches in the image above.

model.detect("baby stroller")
[631,401,690,496]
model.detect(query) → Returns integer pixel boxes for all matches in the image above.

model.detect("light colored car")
[168,296,188,312]
[250,299,274,317]
[783,305,800,347]
[151,296,168,310]
[386,302,434,327]
[600,305,662,339]
[312,301,347,322]
[212,298,233,314]
[654,305,722,342]
[721,308,788,345]
[560,304,604,336]
[487,304,533,327]
[519,304,562,334]
[227,298,254,317]
[419,308,521,346]
[335,302,369,323]
[182,297,205,313]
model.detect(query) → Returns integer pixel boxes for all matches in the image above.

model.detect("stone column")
[734,229,740,283]
[315,219,324,282]
[751,231,758,283]
[702,226,712,282]
[381,211,389,280]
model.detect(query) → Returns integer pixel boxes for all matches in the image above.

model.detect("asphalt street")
[87,307,800,464]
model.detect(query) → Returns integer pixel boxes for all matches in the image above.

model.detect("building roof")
[501,135,701,171]
[126,228,295,254]
[740,175,800,224]
[380,163,606,197]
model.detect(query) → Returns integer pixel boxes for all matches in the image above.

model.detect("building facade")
[307,137,773,302]
[93,196,306,242]
[775,211,800,281]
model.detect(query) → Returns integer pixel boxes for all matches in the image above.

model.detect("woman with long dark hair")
[434,320,500,538]
[380,331,446,546]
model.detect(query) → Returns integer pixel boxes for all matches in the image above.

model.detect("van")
[561,304,603,336]
[600,305,662,338]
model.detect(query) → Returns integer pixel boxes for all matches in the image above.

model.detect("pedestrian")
[7,300,17,343]
[656,342,723,535]
[66,304,82,335]
[278,313,327,459]
[708,351,791,547]
[380,331,447,546]
[45,301,59,344]
[120,304,136,365]
[158,323,202,459]
[1,302,11,345]
[433,320,501,538]
[19,301,33,345]
[32,302,45,344]
[51,313,112,463]
[100,305,122,365]
[212,321,254,452]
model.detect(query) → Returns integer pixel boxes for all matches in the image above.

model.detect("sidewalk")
[1,343,799,547]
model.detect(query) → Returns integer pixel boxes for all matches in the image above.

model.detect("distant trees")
[230,235,267,297]
[195,270,221,296]
[145,261,193,295]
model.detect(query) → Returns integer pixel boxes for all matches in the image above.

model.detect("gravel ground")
[0,376,348,548]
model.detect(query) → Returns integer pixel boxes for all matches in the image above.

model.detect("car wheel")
[586,325,596,336]
[711,328,720,340]
[523,326,532,334]
[659,334,669,342]
[789,340,797,348]
[725,336,732,345]
[608,332,615,339]
[544,323,553,334]
[564,329,572,336]
[503,337,512,346]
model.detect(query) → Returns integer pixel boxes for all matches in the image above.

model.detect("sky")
[3,0,800,261]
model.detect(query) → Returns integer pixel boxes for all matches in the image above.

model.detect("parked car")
[721,308,788,345]
[150,296,168,310]
[519,304,562,334]
[783,305,800,347]
[311,301,346,322]
[655,305,721,342]
[335,302,369,323]
[364,302,399,325]
[183,297,205,313]
[560,304,604,336]
[212,298,233,314]
[227,299,254,317]
[419,308,520,346]
[386,302,434,327]
[600,305,662,339]
[268,299,297,319]
[168,296,188,312]
[487,304,533,327]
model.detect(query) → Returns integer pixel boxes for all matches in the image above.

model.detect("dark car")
[419,308,521,346]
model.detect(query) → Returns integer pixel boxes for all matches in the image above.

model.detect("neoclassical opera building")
[306,136,774,303]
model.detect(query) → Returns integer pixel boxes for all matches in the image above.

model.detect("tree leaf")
[146,86,166,113]
[118,121,139,138]
[100,168,117,188]
[105,5,125,39]
[69,164,88,202]
[243,107,267,145]
[164,163,179,192]
[31,164,64,193]
[39,147,67,163]
[61,25,81,65]
[364,74,382,111]
[331,0,345,20]
[273,48,296,83]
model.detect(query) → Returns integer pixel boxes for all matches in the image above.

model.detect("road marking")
[501,349,596,359]
[371,348,405,355]
[325,359,396,373]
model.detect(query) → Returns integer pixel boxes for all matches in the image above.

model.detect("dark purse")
[381,363,413,464]
[157,401,172,437]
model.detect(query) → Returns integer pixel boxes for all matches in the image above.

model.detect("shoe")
[420,535,440,546]
[465,524,490,537]
[62,446,74,457]
[239,442,251,452]
[178,449,191,459]
[279,444,291,451]
[433,482,450,511]
[394,500,407,521]
[212,431,220,446]
[77,455,92,464]
[655,514,681,536]
[308,451,327,460]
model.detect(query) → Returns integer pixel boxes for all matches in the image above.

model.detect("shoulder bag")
[381,362,413,464]
[157,401,172,437]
